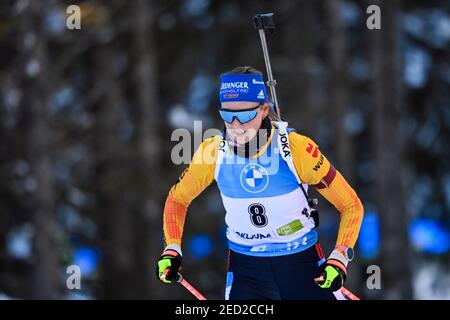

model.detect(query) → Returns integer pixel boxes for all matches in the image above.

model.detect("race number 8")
[248,203,268,227]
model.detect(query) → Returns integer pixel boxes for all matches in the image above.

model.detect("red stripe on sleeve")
[314,165,337,189]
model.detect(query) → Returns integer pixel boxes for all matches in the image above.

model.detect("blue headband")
[219,74,268,104]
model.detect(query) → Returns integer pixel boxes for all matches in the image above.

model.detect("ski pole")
[177,273,207,300]
[314,275,361,300]
[253,12,281,121]
[340,287,360,300]
[176,272,359,300]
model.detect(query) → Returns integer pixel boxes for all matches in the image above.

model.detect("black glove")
[315,259,347,291]
[315,246,352,291]
[156,249,182,283]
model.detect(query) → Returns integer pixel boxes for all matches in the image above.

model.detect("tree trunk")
[24,2,61,299]
[324,0,363,294]
[279,1,317,135]
[132,0,163,299]
[324,0,354,182]
[93,43,137,298]
[368,0,412,299]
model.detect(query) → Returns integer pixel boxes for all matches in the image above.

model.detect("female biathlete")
[157,66,364,300]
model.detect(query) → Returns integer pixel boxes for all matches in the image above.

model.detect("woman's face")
[221,101,269,146]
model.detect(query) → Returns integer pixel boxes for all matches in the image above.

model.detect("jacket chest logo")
[240,164,269,193]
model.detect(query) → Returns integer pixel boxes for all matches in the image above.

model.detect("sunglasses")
[219,104,262,124]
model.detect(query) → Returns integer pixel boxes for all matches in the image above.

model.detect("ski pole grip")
[253,13,275,32]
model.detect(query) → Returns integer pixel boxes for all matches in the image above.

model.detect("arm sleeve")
[163,136,221,247]
[289,131,364,248]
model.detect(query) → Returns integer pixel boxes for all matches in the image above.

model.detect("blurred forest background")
[0,0,449,300]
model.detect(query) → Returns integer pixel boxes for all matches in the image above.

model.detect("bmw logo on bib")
[240,164,269,193]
